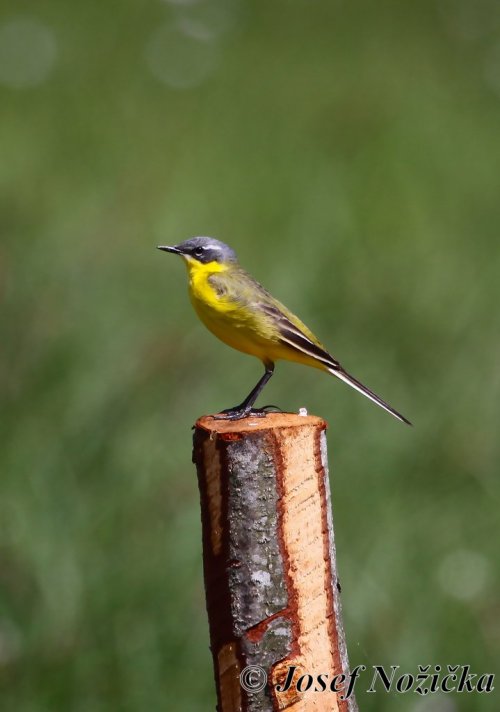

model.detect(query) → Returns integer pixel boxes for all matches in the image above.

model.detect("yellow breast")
[185,258,229,310]
[181,256,331,368]
[183,258,271,360]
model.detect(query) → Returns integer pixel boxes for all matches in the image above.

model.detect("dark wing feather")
[209,269,340,368]
[258,303,340,369]
[208,271,411,424]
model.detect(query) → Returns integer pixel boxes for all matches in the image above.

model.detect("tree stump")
[193,412,357,712]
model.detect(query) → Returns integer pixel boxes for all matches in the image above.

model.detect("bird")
[157,237,411,424]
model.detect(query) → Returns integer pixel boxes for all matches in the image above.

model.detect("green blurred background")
[1,0,499,710]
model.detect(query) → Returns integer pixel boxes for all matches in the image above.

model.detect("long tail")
[330,367,412,425]
[264,303,411,425]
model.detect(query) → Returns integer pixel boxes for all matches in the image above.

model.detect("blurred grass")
[1,0,500,710]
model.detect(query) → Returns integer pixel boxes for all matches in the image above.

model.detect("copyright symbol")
[239,665,267,693]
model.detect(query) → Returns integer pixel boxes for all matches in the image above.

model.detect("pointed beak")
[157,245,182,255]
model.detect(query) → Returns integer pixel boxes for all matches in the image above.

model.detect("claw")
[259,404,282,413]
[212,406,274,421]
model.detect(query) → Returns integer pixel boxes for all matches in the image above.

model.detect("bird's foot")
[212,404,282,421]
[212,406,259,421]
[258,404,282,413]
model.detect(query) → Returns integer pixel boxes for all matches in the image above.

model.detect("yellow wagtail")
[158,237,411,424]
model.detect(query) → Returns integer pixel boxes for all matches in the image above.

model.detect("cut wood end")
[195,412,328,436]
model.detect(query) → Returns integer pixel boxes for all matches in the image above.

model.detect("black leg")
[213,362,276,420]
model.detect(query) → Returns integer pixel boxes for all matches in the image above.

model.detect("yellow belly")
[190,290,271,360]
[186,258,329,370]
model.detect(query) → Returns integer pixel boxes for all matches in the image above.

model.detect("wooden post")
[193,412,357,712]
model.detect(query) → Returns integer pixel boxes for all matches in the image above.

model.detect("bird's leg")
[214,363,276,420]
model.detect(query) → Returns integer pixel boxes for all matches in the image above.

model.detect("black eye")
[194,246,205,257]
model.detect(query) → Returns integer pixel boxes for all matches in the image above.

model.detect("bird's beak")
[157,245,182,255]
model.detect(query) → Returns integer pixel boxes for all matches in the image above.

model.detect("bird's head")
[157,237,237,267]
